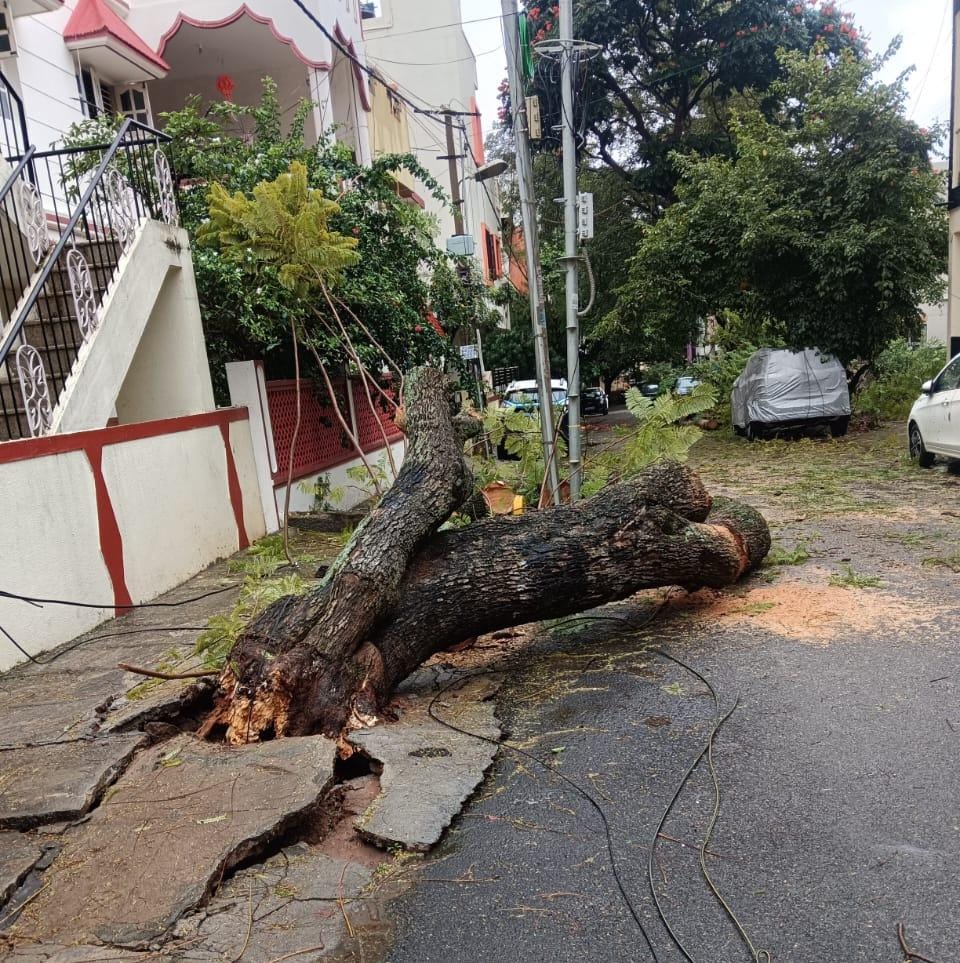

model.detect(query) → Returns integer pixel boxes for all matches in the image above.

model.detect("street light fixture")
[475,159,508,182]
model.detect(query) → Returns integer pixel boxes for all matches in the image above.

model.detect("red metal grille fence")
[266,378,352,482]
[266,377,402,483]
[352,379,403,453]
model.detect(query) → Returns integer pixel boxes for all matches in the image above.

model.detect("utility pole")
[442,111,466,236]
[560,0,582,500]
[501,0,561,504]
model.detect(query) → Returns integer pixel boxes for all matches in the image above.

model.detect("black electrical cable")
[426,598,769,963]
[0,583,236,611]
[428,672,661,963]
[287,0,481,121]
[0,621,210,666]
[425,597,677,960]
[645,648,740,963]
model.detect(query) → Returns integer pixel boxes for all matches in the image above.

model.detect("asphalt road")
[379,424,960,963]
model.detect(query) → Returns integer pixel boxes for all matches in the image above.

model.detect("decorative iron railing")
[0,119,179,440]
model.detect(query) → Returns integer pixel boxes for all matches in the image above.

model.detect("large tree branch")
[204,367,473,742]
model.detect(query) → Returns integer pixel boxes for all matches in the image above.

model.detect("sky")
[461,0,954,146]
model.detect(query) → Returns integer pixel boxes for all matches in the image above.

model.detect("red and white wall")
[0,408,265,670]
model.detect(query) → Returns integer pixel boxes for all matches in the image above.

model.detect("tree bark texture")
[205,369,770,743]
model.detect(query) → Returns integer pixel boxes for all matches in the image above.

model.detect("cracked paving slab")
[172,842,374,961]
[0,734,147,830]
[3,946,149,961]
[0,833,45,907]
[6,734,337,948]
[349,677,502,852]
[100,675,214,734]
[0,669,127,745]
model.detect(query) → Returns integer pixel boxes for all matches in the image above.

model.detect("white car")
[908,353,960,466]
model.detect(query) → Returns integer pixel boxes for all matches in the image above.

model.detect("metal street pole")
[560,0,581,500]
[501,0,561,505]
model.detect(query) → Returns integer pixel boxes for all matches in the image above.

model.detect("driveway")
[377,424,960,963]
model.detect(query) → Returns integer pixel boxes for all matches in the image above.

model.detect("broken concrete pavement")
[350,677,502,852]
[0,734,146,830]
[9,734,337,947]
[0,525,513,961]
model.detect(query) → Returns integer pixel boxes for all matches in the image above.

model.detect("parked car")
[908,353,960,467]
[731,348,851,440]
[638,382,662,398]
[501,379,568,412]
[674,376,702,396]
[581,386,609,416]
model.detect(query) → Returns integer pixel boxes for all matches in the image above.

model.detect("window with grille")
[484,226,501,282]
[119,86,151,125]
[76,67,101,118]
[99,80,115,116]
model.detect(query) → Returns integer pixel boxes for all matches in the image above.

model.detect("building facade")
[2,0,372,159]
[362,0,505,290]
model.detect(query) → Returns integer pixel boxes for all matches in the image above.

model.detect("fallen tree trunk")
[205,370,770,743]
[373,476,769,694]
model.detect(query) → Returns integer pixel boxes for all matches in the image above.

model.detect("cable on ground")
[0,584,235,611]
[0,623,210,666]
[428,671,661,963]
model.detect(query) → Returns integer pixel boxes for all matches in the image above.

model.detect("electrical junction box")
[446,234,476,257]
[577,192,594,240]
[526,96,542,140]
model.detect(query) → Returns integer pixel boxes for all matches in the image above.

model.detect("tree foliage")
[154,79,491,389]
[515,0,866,210]
[609,48,946,367]
[200,162,359,296]
[855,338,948,423]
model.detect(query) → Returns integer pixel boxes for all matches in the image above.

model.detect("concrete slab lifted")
[9,734,337,947]
[351,678,502,852]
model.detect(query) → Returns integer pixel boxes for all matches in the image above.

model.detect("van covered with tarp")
[731,348,851,439]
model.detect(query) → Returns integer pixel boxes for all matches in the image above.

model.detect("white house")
[0,0,382,669]
[362,0,506,291]
[3,0,371,158]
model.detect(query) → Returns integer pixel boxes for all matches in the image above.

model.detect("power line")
[287,0,481,120]
[909,0,951,120]
[361,12,506,42]
[364,46,504,68]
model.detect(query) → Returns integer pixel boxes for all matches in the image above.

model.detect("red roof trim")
[156,6,373,111]
[64,0,169,72]
[157,4,330,70]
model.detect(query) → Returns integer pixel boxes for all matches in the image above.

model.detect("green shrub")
[856,339,947,423]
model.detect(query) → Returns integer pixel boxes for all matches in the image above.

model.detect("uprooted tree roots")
[201,367,771,743]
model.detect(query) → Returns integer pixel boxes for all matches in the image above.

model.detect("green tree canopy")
[607,47,946,367]
[516,0,866,212]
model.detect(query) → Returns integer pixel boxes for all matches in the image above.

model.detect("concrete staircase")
[0,241,120,440]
